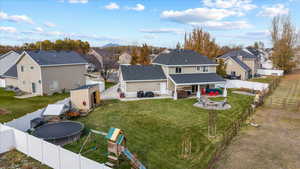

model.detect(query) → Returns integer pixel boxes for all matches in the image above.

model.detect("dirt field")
[213,70,300,169]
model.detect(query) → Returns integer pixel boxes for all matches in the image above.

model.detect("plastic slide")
[122,148,147,169]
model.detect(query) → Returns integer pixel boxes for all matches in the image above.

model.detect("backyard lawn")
[249,76,277,84]
[0,150,51,169]
[0,88,69,123]
[105,81,116,89]
[65,92,253,169]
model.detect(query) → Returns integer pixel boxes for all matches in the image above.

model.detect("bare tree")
[270,15,298,72]
[100,56,118,82]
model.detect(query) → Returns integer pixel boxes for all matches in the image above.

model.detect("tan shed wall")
[70,89,90,110]
[126,81,165,92]
[225,58,248,80]
[4,77,18,87]
[17,54,43,95]
[41,65,86,95]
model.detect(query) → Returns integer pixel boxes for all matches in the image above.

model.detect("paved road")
[213,71,300,169]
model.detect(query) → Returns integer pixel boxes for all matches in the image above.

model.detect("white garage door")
[0,78,5,88]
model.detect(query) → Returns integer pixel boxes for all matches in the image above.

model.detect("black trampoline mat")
[33,121,84,140]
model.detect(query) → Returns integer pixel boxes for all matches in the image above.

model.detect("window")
[21,66,24,72]
[197,66,208,72]
[30,66,34,70]
[203,66,208,72]
[175,67,182,73]
[38,80,41,84]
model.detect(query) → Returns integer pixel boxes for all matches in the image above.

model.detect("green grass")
[0,88,69,123]
[249,76,277,84]
[0,149,51,169]
[105,82,116,89]
[64,92,253,169]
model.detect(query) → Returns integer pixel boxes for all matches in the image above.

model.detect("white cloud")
[34,27,44,33]
[0,11,33,24]
[203,0,256,11]
[105,2,120,10]
[140,28,184,34]
[258,4,289,17]
[0,26,17,33]
[44,22,56,27]
[68,0,88,4]
[161,8,241,24]
[128,4,145,11]
[190,20,252,30]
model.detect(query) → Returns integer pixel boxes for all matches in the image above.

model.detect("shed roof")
[153,49,216,65]
[169,73,225,85]
[120,65,167,81]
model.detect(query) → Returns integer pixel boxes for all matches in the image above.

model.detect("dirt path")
[213,71,300,169]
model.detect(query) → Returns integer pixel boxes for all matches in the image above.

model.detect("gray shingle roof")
[169,73,225,84]
[3,64,17,78]
[120,65,167,81]
[0,51,21,76]
[230,56,251,71]
[26,50,88,66]
[218,49,256,59]
[153,49,216,65]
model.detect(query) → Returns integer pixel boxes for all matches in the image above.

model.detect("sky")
[0,0,299,48]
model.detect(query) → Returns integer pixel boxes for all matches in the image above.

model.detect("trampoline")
[33,121,84,146]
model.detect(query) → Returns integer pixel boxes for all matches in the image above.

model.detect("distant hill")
[102,43,120,48]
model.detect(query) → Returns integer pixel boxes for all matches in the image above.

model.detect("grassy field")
[0,88,69,123]
[0,150,51,169]
[65,92,253,169]
[249,76,277,84]
[105,82,116,89]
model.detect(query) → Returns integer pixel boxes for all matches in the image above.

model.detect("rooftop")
[169,73,225,85]
[120,65,167,81]
[153,49,216,66]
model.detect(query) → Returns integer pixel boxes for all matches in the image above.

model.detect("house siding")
[168,65,216,74]
[4,77,18,87]
[17,54,43,95]
[41,65,86,95]
[126,81,166,93]
[243,58,257,76]
[224,58,248,80]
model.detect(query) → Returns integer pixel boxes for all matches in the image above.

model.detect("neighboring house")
[118,52,132,65]
[218,49,260,80]
[0,51,22,87]
[119,49,225,99]
[15,50,87,95]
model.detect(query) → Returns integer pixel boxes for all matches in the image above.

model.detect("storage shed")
[70,84,100,111]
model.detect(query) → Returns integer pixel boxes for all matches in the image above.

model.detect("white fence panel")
[80,156,109,169]
[42,141,60,169]
[86,79,105,92]
[226,80,269,91]
[60,147,81,169]
[28,134,43,162]
[0,124,15,153]
[257,69,284,76]
[13,128,28,154]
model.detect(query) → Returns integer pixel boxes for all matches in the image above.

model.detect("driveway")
[212,70,300,169]
[101,83,119,100]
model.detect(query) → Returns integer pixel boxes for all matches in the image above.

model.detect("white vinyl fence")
[0,124,110,169]
[86,79,105,92]
[226,80,269,91]
[4,98,70,132]
[257,69,284,76]
[0,78,5,88]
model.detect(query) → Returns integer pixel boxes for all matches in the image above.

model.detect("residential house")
[0,51,22,87]
[119,49,225,99]
[118,52,132,65]
[14,50,87,95]
[217,49,260,80]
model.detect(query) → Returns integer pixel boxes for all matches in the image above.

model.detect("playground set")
[79,127,146,169]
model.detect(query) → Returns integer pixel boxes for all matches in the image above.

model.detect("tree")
[253,41,264,49]
[100,56,118,82]
[216,59,227,77]
[176,42,181,49]
[139,43,150,65]
[184,28,220,58]
[130,47,139,65]
[270,15,298,72]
